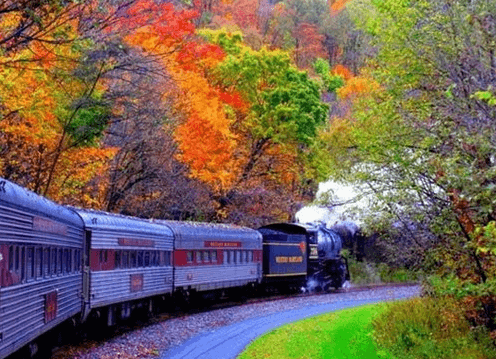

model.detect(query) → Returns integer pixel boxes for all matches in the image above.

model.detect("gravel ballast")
[54,285,421,359]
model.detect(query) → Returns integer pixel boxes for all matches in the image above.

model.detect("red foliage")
[230,0,259,30]
[293,22,327,68]
[216,89,249,111]
[176,42,225,71]
[114,0,198,44]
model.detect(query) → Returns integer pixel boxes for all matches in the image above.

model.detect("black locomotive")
[0,178,350,358]
[259,223,349,292]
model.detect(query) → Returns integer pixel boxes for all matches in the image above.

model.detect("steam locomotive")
[0,178,349,358]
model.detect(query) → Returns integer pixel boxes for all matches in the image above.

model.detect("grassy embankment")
[239,297,496,359]
[239,303,387,359]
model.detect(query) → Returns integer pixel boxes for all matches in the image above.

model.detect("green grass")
[238,303,390,359]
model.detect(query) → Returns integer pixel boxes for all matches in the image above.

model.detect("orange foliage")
[329,0,352,15]
[171,68,240,191]
[120,0,251,193]
[0,7,116,206]
[337,76,380,99]
[332,64,353,80]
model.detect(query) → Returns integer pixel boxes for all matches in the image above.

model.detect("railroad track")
[46,283,420,359]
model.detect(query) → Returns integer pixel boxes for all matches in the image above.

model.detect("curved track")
[50,284,420,359]
[162,285,420,359]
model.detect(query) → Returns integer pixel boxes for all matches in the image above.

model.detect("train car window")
[44,248,50,277]
[249,251,253,263]
[27,247,34,280]
[223,251,228,264]
[151,251,156,266]
[15,246,20,272]
[72,250,76,272]
[122,251,129,269]
[137,251,143,267]
[58,248,63,274]
[21,247,26,282]
[203,251,210,263]
[115,251,121,268]
[130,251,137,268]
[61,249,66,273]
[66,249,71,273]
[230,250,235,264]
[144,251,150,267]
[76,250,80,272]
[36,247,43,278]
[159,251,164,266]
[211,251,217,263]
[52,248,57,275]
[242,251,247,263]
[9,246,14,272]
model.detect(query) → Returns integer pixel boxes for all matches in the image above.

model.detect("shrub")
[373,297,496,359]
[346,256,420,285]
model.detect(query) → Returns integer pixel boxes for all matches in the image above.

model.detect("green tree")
[197,30,329,223]
[328,0,496,303]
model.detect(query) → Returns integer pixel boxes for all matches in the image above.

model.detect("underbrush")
[373,297,496,359]
[347,256,420,285]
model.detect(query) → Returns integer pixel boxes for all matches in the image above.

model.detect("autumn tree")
[0,1,124,205]
[102,56,216,220]
[194,30,329,222]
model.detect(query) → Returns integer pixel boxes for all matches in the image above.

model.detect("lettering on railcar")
[130,274,144,292]
[204,241,242,248]
[118,238,155,247]
[275,256,303,263]
[33,217,68,236]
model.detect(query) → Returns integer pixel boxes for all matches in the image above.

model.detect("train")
[0,177,349,358]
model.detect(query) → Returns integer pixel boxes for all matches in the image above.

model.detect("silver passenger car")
[73,209,174,324]
[158,221,262,293]
[0,178,84,359]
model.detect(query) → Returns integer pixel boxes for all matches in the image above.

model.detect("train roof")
[155,220,262,243]
[0,178,83,226]
[258,223,318,235]
[71,208,174,237]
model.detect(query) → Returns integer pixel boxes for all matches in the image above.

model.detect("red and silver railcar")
[0,179,84,359]
[159,221,262,296]
[73,210,174,325]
